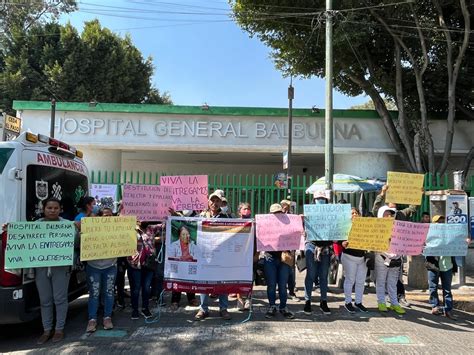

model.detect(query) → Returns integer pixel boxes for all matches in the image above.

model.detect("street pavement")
[1,274,473,354]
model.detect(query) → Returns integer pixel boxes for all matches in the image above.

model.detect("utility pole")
[50,98,56,138]
[287,82,294,200]
[324,0,334,201]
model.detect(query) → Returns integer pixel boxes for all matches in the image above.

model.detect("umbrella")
[305,174,382,194]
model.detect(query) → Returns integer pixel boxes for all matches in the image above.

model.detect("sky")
[60,0,368,109]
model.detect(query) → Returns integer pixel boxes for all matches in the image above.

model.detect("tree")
[350,99,397,111]
[0,0,77,33]
[231,0,472,174]
[0,20,171,112]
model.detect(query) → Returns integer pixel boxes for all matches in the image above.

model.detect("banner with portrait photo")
[164,217,254,294]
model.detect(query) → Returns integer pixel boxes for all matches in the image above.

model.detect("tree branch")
[437,0,471,174]
[371,9,435,173]
[348,73,416,172]
[411,3,429,75]
[461,147,474,189]
[394,42,417,171]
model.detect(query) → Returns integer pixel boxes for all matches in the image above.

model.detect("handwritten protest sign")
[80,216,137,261]
[5,221,75,269]
[122,184,172,221]
[347,217,394,252]
[165,217,254,294]
[255,214,304,251]
[160,175,208,211]
[423,223,469,256]
[304,204,352,241]
[386,171,424,205]
[388,220,430,255]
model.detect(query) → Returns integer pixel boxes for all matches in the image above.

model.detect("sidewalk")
[1,271,473,354]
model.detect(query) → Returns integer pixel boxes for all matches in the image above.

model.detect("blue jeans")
[428,269,453,312]
[199,294,229,312]
[128,266,154,311]
[264,254,291,309]
[86,264,117,320]
[304,243,330,302]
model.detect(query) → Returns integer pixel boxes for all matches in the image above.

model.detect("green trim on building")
[12,100,387,119]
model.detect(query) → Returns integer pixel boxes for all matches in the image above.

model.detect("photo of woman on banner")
[169,221,197,262]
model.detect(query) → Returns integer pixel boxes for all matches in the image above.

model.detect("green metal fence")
[90,170,473,219]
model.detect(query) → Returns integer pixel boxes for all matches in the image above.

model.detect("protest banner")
[388,220,430,255]
[91,184,118,210]
[80,216,137,261]
[385,171,424,205]
[5,221,75,269]
[347,217,394,252]
[304,204,352,241]
[423,223,469,257]
[160,175,208,211]
[255,214,304,251]
[122,184,173,221]
[164,217,254,294]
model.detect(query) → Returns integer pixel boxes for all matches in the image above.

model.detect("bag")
[364,252,375,270]
[281,251,295,267]
[387,258,402,268]
[254,258,266,286]
[296,252,307,272]
[142,252,158,271]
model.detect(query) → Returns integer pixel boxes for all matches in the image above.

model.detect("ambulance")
[0,132,89,323]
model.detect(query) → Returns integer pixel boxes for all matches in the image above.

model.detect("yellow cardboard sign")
[385,171,424,205]
[4,115,21,133]
[80,216,137,261]
[347,217,394,252]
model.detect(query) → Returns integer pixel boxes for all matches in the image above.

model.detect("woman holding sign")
[340,208,369,313]
[374,206,406,315]
[35,198,71,344]
[85,208,117,333]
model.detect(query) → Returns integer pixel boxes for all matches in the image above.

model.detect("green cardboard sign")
[5,221,75,269]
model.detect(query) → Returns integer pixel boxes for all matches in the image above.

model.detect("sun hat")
[269,203,283,213]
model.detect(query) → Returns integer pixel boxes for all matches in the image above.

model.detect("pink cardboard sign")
[256,214,304,251]
[388,220,430,255]
[122,184,173,221]
[160,175,208,211]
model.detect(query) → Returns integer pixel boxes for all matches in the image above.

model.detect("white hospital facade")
[13,101,474,179]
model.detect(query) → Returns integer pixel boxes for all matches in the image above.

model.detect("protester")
[421,212,431,223]
[372,184,417,307]
[304,191,332,315]
[75,196,98,222]
[149,223,166,306]
[374,206,406,314]
[168,209,200,310]
[127,221,155,320]
[425,215,470,320]
[13,198,72,344]
[340,208,369,313]
[195,190,232,321]
[235,202,253,311]
[281,199,299,302]
[85,207,117,332]
[264,203,295,319]
[221,197,233,217]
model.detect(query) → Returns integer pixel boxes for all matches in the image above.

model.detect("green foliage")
[232,0,472,115]
[0,19,171,112]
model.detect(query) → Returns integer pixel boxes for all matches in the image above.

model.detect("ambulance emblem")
[35,180,48,200]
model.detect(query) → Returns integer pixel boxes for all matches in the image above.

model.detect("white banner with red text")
[164,217,254,294]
